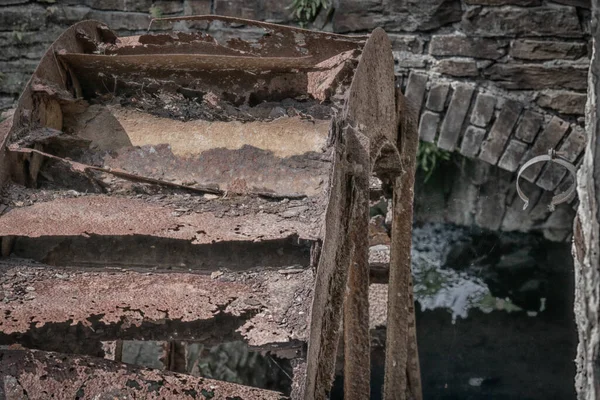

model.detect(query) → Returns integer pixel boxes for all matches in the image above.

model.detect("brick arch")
[405,72,586,196]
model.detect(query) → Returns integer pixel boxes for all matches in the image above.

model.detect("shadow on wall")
[414,155,576,242]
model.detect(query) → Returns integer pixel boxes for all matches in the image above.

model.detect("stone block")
[152,1,184,14]
[437,83,475,151]
[0,5,46,31]
[521,116,570,182]
[404,72,429,111]
[433,58,479,77]
[459,126,486,158]
[429,35,506,60]
[536,90,587,115]
[426,83,449,112]
[88,10,152,30]
[537,164,568,191]
[183,0,211,26]
[0,42,47,61]
[47,6,92,25]
[445,172,478,226]
[558,125,586,162]
[470,92,496,128]
[501,180,542,231]
[475,170,512,230]
[332,0,461,33]
[498,140,528,172]
[465,0,541,4]
[331,0,383,33]
[215,0,258,19]
[260,0,292,22]
[214,0,289,22]
[485,63,588,91]
[514,110,543,143]
[527,190,554,222]
[393,52,431,69]
[0,71,31,94]
[479,100,523,165]
[418,111,440,142]
[388,34,425,54]
[510,39,587,60]
[84,0,153,11]
[462,6,583,38]
[386,0,463,32]
[0,27,63,47]
[549,0,590,8]
[541,206,574,242]
[0,59,38,94]
[0,96,15,110]
[184,0,211,14]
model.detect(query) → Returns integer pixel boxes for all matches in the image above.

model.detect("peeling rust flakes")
[0,265,313,348]
[0,349,286,399]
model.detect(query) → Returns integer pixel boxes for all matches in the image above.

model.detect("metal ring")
[516,149,577,212]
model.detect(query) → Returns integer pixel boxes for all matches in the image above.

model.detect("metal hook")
[516,148,577,212]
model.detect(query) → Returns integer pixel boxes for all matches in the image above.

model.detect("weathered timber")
[303,119,368,400]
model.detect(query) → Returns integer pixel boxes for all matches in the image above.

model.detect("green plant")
[288,0,329,25]
[149,5,163,18]
[416,141,451,183]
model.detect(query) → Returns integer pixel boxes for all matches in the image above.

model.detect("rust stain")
[0,196,317,242]
[1,349,286,399]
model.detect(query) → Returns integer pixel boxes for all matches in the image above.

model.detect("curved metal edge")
[516,150,577,212]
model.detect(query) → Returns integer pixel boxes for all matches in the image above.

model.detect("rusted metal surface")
[0,196,317,242]
[60,53,317,72]
[0,263,312,349]
[0,349,286,399]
